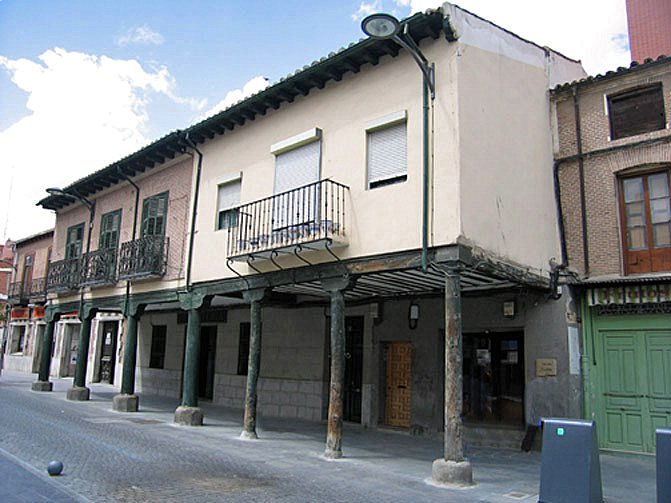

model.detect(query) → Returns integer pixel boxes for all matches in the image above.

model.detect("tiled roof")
[552,54,671,93]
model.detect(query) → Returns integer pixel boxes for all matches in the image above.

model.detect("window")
[237,322,250,375]
[65,223,85,259]
[608,85,666,140]
[620,169,671,274]
[99,210,121,249]
[367,118,407,189]
[273,137,321,230]
[149,325,167,369]
[21,254,34,290]
[141,192,168,237]
[217,179,241,230]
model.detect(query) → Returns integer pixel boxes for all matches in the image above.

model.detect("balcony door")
[100,210,121,250]
[21,254,34,293]
[272,140,321,234]
[620,170,671,274]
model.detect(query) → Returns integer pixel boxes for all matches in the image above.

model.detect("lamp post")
[362,13,434,272]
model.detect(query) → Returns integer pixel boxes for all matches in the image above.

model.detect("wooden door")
[385,342,412,428]
[198,326,217,400]
[98,321,118,384]
[344,316,364,423]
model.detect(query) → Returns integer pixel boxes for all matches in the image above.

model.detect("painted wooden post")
[241,288,266,439]
[32,310,60,392]
[113,304,144,412]
[174,291,209,426]
[322,276,352,459]
[432,269,473,486]
[67,306,97,401]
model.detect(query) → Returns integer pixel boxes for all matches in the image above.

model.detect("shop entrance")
[463,331,524,426]
[343,316,364,423]
[198,326,217,400]
[97,321,118,384]
[384,341,412,428]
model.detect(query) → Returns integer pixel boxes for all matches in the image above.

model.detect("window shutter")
[218,180,241,211]
[367,122,407,186]
[274,140,321,194]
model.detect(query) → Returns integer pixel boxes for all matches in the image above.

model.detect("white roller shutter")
[367,122,407,187]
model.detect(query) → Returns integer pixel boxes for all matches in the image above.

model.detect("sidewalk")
[0,371,658,502]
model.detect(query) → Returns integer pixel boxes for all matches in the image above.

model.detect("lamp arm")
[392,34,435,98]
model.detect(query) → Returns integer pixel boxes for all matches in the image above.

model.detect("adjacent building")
[552,55,671,453]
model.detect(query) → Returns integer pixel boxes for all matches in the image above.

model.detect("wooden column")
[322,276,352,459]
[113,304,144,412]
[32,310,60,392]
[241,288,266,439]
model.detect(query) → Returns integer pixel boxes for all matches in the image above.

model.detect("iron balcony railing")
[227,179,349,259]
[46,258,82,293]
[81,248,118,287]
[29,277,47,301]
[8,281,27,303]
[117,235,169,280]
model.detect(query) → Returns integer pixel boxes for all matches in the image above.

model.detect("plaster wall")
[13,233,53,287]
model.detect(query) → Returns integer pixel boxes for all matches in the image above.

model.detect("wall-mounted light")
[408,302,419,329]
[503,300,516,319]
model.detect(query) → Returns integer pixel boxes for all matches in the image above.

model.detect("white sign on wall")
[568,326,581,376]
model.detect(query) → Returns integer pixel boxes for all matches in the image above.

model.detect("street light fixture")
[46,187,94,211]
[361,13,434,271]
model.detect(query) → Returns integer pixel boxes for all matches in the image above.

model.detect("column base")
[31,381,53,392]
[174,406,203,426]
[66,386,90,401]
[112,393,139,412]
[431,458,474,487]
[240,429,258,440]
[324,448,343,460]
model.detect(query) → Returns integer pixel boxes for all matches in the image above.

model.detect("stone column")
[322,276,352,459]
[241,288,266,439]
[67,306,97,401]
[32,310,60,392]
[432,270,474,486]
[174,291,209,426]
[113,304,144,412]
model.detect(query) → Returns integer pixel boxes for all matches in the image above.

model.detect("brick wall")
[553,62,671,278]
[627,0,671,63]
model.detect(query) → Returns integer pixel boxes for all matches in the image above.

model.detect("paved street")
[0,371,657,502]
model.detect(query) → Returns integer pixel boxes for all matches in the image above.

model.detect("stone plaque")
[536,358,557,377]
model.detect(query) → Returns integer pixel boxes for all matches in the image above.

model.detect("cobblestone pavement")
[0,371,657,502]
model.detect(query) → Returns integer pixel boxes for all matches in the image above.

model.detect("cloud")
[352,1,382,21]
[116,25,165,47]
[388,0,629,75]
[199,75,270,121]
[0,48,190,240]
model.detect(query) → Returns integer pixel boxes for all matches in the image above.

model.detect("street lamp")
[361,13,434,271]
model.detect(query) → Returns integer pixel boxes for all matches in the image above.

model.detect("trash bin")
[658,428,671,503]
[538,418,603,503]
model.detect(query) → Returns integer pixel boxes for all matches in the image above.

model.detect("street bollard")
[538,418,603,503]
[658,428,671,503]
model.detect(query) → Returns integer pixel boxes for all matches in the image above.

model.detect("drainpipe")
[116,167,140,315]
[572,86,590,276]
[550,160,569,300]
[421,69,433,271]
[183,133,203,291]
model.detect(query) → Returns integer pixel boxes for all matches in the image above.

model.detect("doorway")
[198,326,217,400]
[31,324,45,373]
[97,321,118,384]
[384,341,412,428]
[344,316,364,423]
[462,331,525,425]
[61,323,80,377]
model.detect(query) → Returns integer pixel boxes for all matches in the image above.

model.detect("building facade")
[34,4,585,462]
[626,0,671,63]
[552,56,671,453]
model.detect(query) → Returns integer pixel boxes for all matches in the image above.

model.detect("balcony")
[118,235,169,280]
[81,248,117,287]
[28,278,47,302]
[8,282,28,304]
[46,258,81,293]
[227,179,349,261]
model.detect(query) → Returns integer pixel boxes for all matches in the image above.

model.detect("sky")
[0,0,629,241]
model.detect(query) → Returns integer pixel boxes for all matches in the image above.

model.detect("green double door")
[594,315,671,453]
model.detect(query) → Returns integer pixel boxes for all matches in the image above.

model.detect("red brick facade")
[627,0,671,63]
[552,61,671,278]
